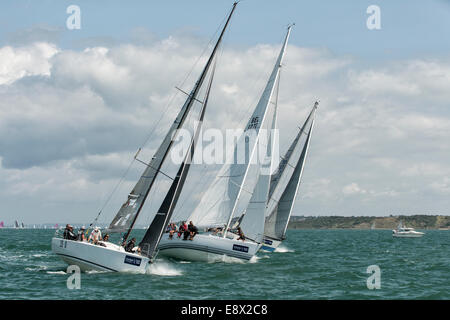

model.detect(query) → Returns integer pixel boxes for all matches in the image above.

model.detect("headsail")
[107,2,238,241]
[266,103,317,217]
[264,103,317,240]
[237,96,277,243]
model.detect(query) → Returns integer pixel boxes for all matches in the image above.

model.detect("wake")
[146,260,183,276]
[274,245,294,253]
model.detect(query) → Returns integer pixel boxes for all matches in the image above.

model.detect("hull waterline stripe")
[55,253,119,272]
[158,243,253,260]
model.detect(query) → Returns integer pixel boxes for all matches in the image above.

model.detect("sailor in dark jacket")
[63,224,77,240]
[125,238,137,253]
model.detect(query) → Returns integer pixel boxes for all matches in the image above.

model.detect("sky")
[0,0,449,225]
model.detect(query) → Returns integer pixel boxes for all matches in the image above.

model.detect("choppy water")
[0,229,449,300]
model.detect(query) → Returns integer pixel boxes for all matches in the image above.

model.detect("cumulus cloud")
[342,183,367,195]
[0,42,58,85]
[0,32,449,222]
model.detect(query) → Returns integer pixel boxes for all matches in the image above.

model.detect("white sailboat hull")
[392,231,424,238]
[157,233,260,262]
[51,237,150,273]
[259,237,282,252]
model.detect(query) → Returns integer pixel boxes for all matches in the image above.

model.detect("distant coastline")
[288,215,450,230]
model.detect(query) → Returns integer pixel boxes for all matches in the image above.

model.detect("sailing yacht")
[157,25,294,262]
[392,221,424,238]
[260,102,317,252]
[51,2,238,273]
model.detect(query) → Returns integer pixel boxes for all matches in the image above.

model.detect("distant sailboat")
[51,2,238,272]
[0,221,4,228]
[21,222,25,229]
[14,220,19,229]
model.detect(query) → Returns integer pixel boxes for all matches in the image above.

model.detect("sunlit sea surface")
[0,228,449,300]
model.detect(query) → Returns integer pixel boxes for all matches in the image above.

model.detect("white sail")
[188,26,292,232]
[238,101,276,243]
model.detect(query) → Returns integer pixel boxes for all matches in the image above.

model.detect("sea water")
[0,228,448,299]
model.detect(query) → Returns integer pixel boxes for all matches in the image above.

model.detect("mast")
[223,25,293,238]
[114,2,238,244]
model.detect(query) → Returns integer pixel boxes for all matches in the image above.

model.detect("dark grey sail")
[107,2,238,242]
[139,57,217,259]
[264,103,317,241]
[268,102,317,200]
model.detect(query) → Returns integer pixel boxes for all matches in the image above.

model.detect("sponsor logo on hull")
[124,255,142,266]
[232,244,249,253]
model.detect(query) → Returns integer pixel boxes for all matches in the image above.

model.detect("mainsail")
[139,60,217,259]
[106,2,238,242]
[188,25,293,236]
[264,103,317,240]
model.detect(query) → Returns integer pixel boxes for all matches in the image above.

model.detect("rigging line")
[228,177,254,196]
[134,158,174,181]
[138,11,228,151]
[173,79,224,220]
[88,153,136,230]
[101,13,230,229]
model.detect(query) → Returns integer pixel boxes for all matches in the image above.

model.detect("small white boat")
[158,232,260,262]
[392,222,424,238]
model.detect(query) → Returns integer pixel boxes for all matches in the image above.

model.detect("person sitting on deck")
[188,221,198,240]
[88,227,102,245]
[178,221,187,238]
[168,223,177,240]
[98,234,110,247]
[63,224,77,240]
[125,238,138,253]
[211,226,224,236]
[77,226,87,241]
[237,227,245,241]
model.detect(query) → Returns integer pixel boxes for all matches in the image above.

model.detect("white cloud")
[0,42,58,85]
[342,183,366,195]
[1,34,449,222]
